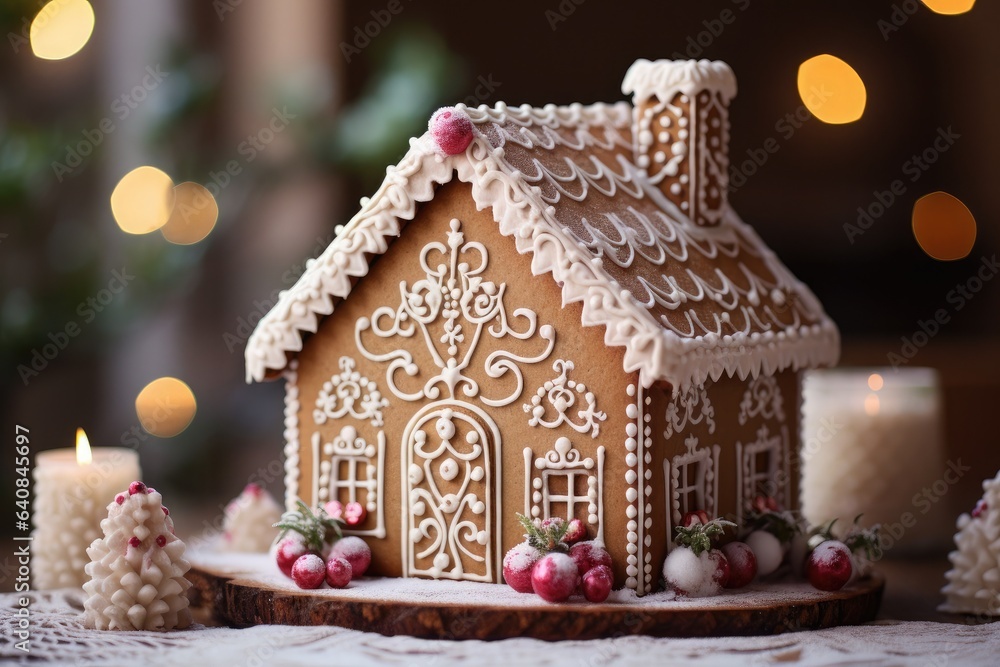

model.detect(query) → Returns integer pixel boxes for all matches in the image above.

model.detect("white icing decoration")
[664,434,721,541]
[625,382,647,593]
[523,359,606,437]
[523,438,605,543]
[663,383,716,439]
[283,360,300,512]
[313,356,389,428]
[316,426,386,539]
[735,424,787,525]
[941,470,1000,615]
[737,375,785,425]
[356,218,554,407]
[401,402,500,583]
[245,90,838,396]
[622,59,737,107]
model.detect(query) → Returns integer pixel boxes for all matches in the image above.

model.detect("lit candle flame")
[76,428,93,465]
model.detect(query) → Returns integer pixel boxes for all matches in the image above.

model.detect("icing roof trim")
[245,103,838,391]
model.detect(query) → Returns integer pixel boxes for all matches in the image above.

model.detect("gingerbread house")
[245,59,839,595]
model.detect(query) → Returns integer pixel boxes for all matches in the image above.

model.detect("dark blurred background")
[2,0,998,584]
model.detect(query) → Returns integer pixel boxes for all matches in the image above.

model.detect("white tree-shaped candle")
[940,470,1000,616]
[221,483,282,552]
[83,481,192,631]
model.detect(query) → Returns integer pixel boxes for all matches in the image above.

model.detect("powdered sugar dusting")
[331,536,369,560]
[811,542,848,567]
[663,548,723,598]
[191,551,875,610]
[504,543,541,572]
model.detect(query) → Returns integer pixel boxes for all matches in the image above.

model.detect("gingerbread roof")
[245,60,839,391]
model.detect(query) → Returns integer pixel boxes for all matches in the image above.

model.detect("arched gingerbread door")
[401,400,501,583]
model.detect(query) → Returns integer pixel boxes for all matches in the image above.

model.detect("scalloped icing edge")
[622,58,737,104]
[244,103,838,394]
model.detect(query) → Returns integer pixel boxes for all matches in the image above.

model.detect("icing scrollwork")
[313,356,389,428]
[524,359,606,437]
[356,217,554,406]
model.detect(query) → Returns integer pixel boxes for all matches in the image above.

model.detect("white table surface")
[2,587,999,667]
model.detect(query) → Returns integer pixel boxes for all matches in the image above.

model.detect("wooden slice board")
[187,554,884,641]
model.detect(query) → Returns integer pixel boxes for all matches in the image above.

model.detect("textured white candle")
[32,443,141,589]
[801,368,947,554]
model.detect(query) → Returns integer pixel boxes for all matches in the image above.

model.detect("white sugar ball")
[746,530,783,577]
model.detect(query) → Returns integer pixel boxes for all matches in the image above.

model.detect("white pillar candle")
[32,429,141,589]
[801,368,948,554]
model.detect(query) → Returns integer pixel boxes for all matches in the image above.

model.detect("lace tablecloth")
[2,589,998,667]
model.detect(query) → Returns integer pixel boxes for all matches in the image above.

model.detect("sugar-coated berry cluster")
[502,516,613,603]
[658,498,879,599]
[273,501,373,590]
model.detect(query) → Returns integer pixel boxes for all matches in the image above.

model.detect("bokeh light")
[29,0,95,61]
[867,373,884,392]
[110,166,175,235]
[797,55,867,124]
[864,394,880,417]
[135,377,197,438]
[912,191,976,261]
[160,182,219,245]
[920,0,975,15]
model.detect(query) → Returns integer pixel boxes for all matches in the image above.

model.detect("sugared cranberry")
[328,536,371,579]
[325,556,352,589]
[115,494,126,505]
[155,535,167,547]
[275,537,312,578]
[128,481,146,495]
[681,510,710,528]
[721,541,758,589]
[569,540,612,576]
[429,107,475,156]
[503,542,542,593]
[128,536,141,548]
[290,554,326,590]
[563,518,587,544]
[581,564,613,603]
[531,552,579,603]
[323,501,344,520]
[807,540,853,592]
[343,502,367,526]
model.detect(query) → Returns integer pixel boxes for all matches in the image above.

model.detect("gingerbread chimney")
[622,59,737,226]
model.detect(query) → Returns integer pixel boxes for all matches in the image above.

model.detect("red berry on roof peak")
[128,481,146,496]
[429,107,474,156]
